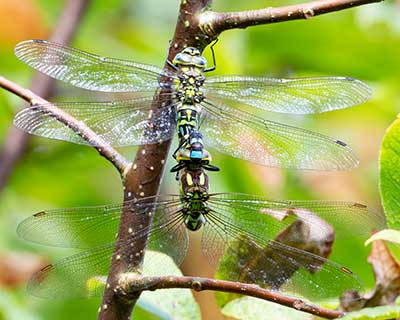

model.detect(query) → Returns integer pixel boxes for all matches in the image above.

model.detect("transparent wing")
[201,194,381,300]
[29,243,114,298]
[15,40,175,92]
[200,101,358,170]
[18,195,184,248]
[204,76,371,114]
[206,193,385,240]
[25,196,189,298]
[13,98,176,146]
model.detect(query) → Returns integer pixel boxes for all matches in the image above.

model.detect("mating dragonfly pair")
[14,40,384,301]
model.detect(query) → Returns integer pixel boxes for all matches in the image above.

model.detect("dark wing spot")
[41,264,54,272]
[340,266,353,274]
[352,203,367,209]
[33,211,47,217]
[335,140,347,147]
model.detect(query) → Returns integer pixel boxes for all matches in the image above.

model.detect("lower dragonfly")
[13,40,372,170]
[18,131,385,301]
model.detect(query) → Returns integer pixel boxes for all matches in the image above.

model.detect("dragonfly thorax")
[175,73,205,104]
[173,48,206,104]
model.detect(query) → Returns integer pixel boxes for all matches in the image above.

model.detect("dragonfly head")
[173,47,208,69]
[180,168,209,195]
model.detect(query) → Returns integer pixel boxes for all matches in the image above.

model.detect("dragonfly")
[13,40,372,170]
[18,148,385,301]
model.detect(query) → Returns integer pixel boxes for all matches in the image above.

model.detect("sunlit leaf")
[82,251,200,320]
[340,305,400,320]
[135,251,201,320]
[221,296,312,320]
[380,116,400,229]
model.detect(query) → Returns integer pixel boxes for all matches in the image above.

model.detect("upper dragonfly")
[13,40,371,170]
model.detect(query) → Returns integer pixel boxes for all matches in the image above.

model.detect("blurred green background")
[0,0,399,319]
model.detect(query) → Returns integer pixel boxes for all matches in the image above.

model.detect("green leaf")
[365,229,400,246]
[340,305,400,320]
[86,251,200,320]
[380,116,400,229]
[221,296,312,320]
[134,251,201,320]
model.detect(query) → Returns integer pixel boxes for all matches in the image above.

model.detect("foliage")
[134,252,200,320]
[340,305,400,320]
[221,296,312,320]
[0,0,399,319]
[380,116,400,228]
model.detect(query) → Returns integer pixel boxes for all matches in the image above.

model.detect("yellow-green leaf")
[380,116,400,229]
[221,297,312,320]
[340,305,400,320]
[135,251,201,320]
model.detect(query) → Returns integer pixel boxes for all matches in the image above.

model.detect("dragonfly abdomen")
[176,103,201,141]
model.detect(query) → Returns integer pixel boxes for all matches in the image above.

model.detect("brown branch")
[119,274,344,319]
[0,0,91,191]
[96,0,385,318]
[2,0,382,318]
[97,0,217,319]
[0,77,129,175]
[199,0,383,36]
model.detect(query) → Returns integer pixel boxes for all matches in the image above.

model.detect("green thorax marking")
[173,47,207,105]
[173,48,207,149]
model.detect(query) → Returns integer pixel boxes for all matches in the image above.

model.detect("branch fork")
[0,0,383,319]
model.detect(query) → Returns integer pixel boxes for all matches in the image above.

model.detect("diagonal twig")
[1,0,383,319]
[0,0,91,191]
[0,77,129,174]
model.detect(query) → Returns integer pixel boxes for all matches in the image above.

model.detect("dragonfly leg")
[167,59,179,71]
[204,39,219,73]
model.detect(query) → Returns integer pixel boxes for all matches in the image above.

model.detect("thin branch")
[2,0,382,319]
[0,77,129,175]
[119,274,344,319]
[96,0,385,318]
[199,0,383,36]
[0,0,91,191]
[97,1,215,319]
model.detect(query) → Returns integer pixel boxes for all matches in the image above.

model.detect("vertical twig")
[97,1,216,319]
